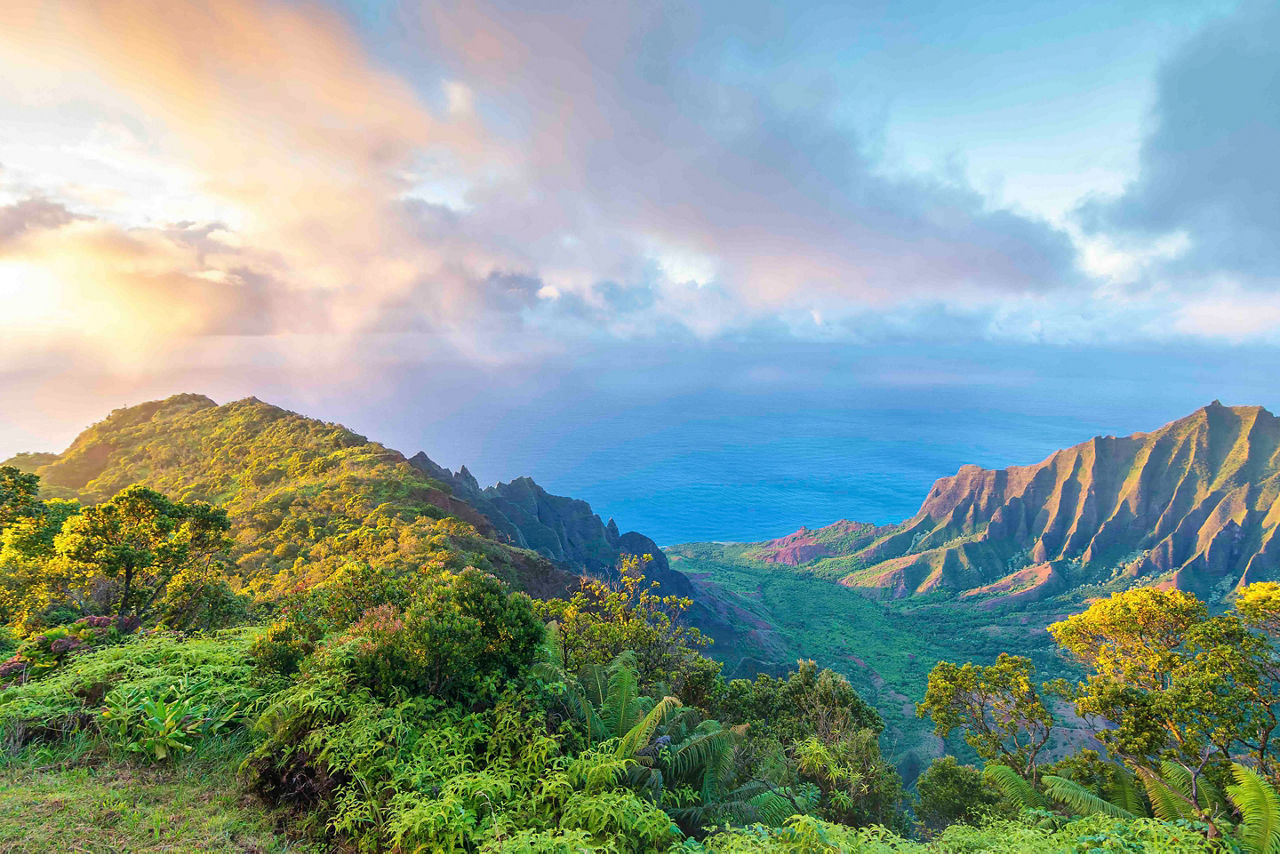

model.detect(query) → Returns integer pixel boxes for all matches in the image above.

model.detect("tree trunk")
[117,563,134,631]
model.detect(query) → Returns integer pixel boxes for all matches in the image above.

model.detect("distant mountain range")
[746,402,1280,603]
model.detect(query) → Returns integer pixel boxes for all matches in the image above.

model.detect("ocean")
[497,404,1110,545]
[369,341,1279,547]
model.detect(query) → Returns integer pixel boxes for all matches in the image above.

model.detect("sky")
[2,0,1279,541]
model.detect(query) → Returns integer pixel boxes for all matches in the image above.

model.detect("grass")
[0,734,312,854]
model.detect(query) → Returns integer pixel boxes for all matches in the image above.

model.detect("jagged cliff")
[728,403,1280,603]
[408,452,691,596]
[835,402,1280,600]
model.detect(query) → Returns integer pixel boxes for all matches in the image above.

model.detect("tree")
[915,756,999,832]
[1232,583,1280,784]
[1049,587,1255,833]
[916,653,1054,779]
[533,554,718,703]
[1050,587,1207,692]
[0,466,41,531]
[0,498,80,628]
[712,660,883,752]
[54,485,230,628]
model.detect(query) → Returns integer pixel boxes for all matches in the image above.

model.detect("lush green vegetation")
[666,541,1080,779]
[4,396,1280,852]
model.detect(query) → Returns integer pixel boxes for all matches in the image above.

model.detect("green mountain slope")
[5,394,574,597]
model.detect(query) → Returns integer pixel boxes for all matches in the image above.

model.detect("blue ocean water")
[491,404,1107,545]
[360,341,1280,547]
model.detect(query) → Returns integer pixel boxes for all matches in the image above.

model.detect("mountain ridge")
[740,402,1280,603]
[4,393,699,601]
[407,451,691,596]
[2,394,575,597]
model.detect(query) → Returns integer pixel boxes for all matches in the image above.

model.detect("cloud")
[0,0,1092,376]
[1079,1,1280,285]
[413,0,1081,311]
[0,0,512,350]
[0,198,76,244]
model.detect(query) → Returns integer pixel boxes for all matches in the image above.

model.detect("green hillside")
[667,541,1091,779]
[6,394,573,598]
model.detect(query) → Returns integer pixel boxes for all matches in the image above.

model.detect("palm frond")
[982,764,1046,809]
[1043,774,1136,819]
[1227,763,1280,854]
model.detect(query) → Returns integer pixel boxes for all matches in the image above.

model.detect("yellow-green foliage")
[19,395,542,596]
[535,554,718,702]
[692,813,1229,852]
[0,629,265,751]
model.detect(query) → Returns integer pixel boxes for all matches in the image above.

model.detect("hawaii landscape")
[3,0,1280,851]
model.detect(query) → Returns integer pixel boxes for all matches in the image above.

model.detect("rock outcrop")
[408,453,692,597]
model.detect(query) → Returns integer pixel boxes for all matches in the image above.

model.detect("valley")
[4,394,1280,850]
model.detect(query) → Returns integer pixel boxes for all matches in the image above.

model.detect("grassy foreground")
[0,736,308,854]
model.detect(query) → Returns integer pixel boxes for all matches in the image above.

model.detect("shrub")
[249,560,422,677]
[315,567,543,706]
[0,630,264,751]
[914,756,999,832]
[157,565,252,632]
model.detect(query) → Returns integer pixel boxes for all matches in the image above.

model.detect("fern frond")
[600,652,641,740]
[1043,774,1135,818]
[1160,762,1196,801]
[982,764,1046,809]
[1103,764,1147,817]
[539,621,565,671]
[1136,766,1198,822]
[617,696,681,760]
[582,663,609,711]
[1159,760,1226,814]
[666,726,737,782]
[1228,762,1280,854]
[1199,773,1229,816]
[749,788,801,827]
[697,730,740,803]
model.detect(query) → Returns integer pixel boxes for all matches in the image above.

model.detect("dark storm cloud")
[1080,1,1280,284]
